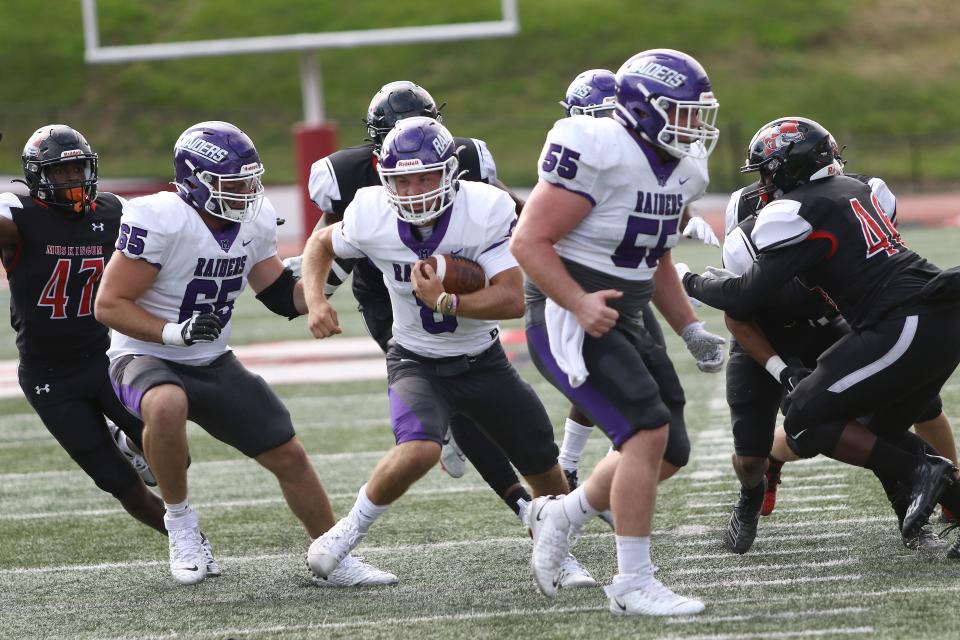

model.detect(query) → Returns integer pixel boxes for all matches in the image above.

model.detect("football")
[419,254,487,294]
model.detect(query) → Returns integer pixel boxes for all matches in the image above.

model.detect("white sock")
[615,535,652,577]
[348,484,389,534]
[164,499,190,519]
[561,486,600,528]
[558,419,593,472]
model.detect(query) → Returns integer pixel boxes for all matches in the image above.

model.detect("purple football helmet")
[614,49,719,159]
[173,121,265,223]
[377,117,459,224]
[561,69,617,118]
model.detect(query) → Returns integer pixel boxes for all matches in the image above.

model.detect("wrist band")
[447,293,459,316]
[434,292,449,314]
[764,355,787,381]
[162,322,184,347]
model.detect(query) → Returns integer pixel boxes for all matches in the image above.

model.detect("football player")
[1,124,165,547]
[302,117,570,585]
[554,69,723,504]
[709,128,958,553]
[295,80,594,587]
[683,117,960,554]
[95,121,395,587]
[512,49,727,616]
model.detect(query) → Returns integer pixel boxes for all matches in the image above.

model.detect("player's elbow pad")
[256,268,301,319]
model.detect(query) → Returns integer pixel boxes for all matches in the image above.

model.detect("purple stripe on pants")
[388,386,430,444]
[526,323,635,448]
[111,380,144,419]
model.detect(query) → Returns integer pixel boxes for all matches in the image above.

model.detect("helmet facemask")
[648,92,719,159]
[183,158,265,224]
[38,157,98,213]
[379,155,459,225]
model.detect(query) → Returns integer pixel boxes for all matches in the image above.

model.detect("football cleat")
[605,572,704,617]
[164,511,207,586]
[200,532,221,577]
[761,464,782,516]
[439,430,467,479]
[307,518,365,579]
[108,421,156,487]
[902,455,957,540]
[725,480,765,554]
[527,496,575,597]
[310,554,398,587]
[557,554,597,589]
[903,526,945,551]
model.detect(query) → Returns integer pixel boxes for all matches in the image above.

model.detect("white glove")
[703,265,736,281]
[675,262,702,307]
[682,216,720,247]
[282,255,303,278]
[680,321,726,373]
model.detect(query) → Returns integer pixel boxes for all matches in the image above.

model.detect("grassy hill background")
[3,0,960,192]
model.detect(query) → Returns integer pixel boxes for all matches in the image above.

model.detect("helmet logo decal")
[177,135,228,163]
[633,61,687,88]
[761,122,805,157]
[570,82,592,99]
[431,128,452,156]
[60,149,84,159]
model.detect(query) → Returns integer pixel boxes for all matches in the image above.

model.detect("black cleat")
[725,479,766,555]
[902,455,957,540]
[903,526,946,551]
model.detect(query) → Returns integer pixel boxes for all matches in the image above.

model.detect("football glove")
[680,321,726,373]
[779,359,812,414]
[682,216,721,247]
[703,265,737,281]
[163,313,222,347]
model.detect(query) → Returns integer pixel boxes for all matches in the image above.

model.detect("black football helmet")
[20,124,98,213]
[740,117,843,199]
[363,81,442,150]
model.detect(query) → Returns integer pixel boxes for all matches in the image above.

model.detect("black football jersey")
[1,193,123,364]
[689,175,939,330]
[314,138,492,296]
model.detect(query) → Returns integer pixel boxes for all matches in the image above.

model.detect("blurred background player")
[1,125,166,546]
[96,121,395,587]
[513,49,725,616]
[302,117,571,584]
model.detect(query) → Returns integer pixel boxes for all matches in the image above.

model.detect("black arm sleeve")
[256,268,301,319]
[684,240,830,318]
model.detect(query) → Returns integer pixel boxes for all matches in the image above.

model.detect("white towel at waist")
[545,298,588,388]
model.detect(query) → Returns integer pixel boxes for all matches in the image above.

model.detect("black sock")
[865,439,919,485]
[504,486,532,516]
[768,457,785,473]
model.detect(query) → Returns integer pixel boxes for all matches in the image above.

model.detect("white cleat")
[165,511,207,586]
[527,496,574,597]
[108,421,156,487]
[310,554,398,587]
[557,554,597,589]
[200,532,221,577]
[307,518,365,579]
[440,430,467,478]
[605,573,704,616]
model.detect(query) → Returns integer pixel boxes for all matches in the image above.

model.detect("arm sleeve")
[536,118,608,206]
[308,157,339,213]
[475,192,519,279]
[684,240,830,318]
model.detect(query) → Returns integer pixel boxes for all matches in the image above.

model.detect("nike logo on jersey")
[679,177,690,185]
[450,248,464,255]
[242,239,253,247]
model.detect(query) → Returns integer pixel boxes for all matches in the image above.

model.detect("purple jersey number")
[179,276,243,324]
[612,217,679,269]
[116,224,148,255]
[415,295,457,334]
[541,143,580,179]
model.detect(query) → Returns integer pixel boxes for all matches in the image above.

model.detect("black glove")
[779,359,812,414]
[163,312,223,346]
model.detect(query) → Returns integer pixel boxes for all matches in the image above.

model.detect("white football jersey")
[107,191,279,365]
[537,116,709,281]
[332,182,517,358]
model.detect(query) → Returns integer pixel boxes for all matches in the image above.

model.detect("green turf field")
[1,228,959,639]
